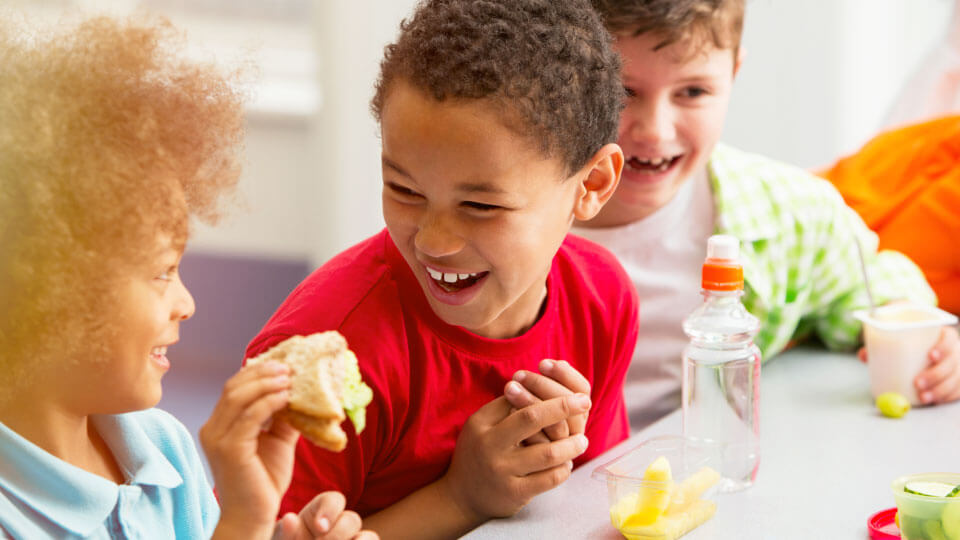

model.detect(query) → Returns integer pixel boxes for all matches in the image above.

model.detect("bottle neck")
[700,288,744,300]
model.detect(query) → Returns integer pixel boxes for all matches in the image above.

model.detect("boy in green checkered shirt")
[566,0,960,429]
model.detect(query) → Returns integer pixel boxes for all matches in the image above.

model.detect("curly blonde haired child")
[0,14,375,539]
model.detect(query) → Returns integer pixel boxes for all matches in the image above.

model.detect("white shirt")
[573,168,715,430]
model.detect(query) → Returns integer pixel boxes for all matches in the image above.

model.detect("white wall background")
[726,0,952,169]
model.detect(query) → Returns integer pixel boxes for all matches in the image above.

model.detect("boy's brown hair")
[0,15,245,388]
[591,0,745,58]
[370,0,624,175]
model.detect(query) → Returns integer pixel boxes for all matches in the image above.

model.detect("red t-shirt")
[245,229,639,517]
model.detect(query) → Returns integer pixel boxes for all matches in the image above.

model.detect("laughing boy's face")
[589,31,739,227]
[380,79,583,339]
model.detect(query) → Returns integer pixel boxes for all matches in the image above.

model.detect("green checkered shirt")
[709,143,937,361]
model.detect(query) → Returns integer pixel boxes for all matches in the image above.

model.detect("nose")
[172,275,196,321]
[414,211,464,259]
[623,96,675,146]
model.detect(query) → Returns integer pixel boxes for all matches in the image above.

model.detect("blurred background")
[10,0,955,479]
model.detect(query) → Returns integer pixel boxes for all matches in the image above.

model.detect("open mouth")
[425,266,488,293]
[150,346,168,359]
[626,154,682,174]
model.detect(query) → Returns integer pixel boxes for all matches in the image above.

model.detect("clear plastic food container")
[891,472,960,540]
[591,435,723,540]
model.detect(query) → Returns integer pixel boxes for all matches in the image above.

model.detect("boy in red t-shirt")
[244,0,639,537]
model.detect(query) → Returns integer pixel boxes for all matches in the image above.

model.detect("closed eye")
[461,201,502,212]
[387,182,423,199]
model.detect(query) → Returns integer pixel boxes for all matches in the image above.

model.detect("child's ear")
[734,46,746,77]
[572,143,624,221]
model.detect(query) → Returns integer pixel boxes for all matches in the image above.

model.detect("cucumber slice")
[905,482,958,498]
[944,500,960,540]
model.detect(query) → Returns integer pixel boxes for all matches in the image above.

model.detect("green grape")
[876,392,910,418]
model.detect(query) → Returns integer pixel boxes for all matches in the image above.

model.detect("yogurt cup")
[854,303,958,405]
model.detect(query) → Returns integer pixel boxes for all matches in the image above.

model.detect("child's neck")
[0,396,126,484]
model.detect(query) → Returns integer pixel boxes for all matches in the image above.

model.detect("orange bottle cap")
[702,258,744,291]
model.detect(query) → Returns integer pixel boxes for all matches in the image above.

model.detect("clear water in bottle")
[682,235,761,492]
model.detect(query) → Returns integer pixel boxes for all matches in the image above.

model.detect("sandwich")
[247,331,372,452]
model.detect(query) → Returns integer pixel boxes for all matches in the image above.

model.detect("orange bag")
[819,115,960,314]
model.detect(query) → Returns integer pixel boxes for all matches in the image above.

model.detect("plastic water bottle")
[682,234,761,492]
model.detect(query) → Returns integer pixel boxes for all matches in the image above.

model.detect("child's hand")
[201,361,298,537]
[503,359,591,444]
[441,394,591,520]
[915,326,960,404]
[273,491,379,540]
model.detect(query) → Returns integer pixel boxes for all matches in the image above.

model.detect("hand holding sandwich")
[202,331,376,540]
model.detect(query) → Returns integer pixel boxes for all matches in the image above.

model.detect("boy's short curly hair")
[370,0,624,175]
[0,15,245,387]
[591,0,745,58]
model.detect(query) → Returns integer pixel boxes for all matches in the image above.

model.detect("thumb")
[271,513,301,540]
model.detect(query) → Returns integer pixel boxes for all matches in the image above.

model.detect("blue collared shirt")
[0,408,219,539]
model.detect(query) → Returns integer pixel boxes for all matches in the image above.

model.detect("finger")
[513,370,575,401]
[216,390,292,451]
[928,326,960,364]
[223,361,291,396]
[272,512,308,540]
[354,532,380,540]
[204,366,292,436]
[266,415,300,442]
[522,432,551,446]
[322,510,362,540]
[508,434,588,476]
[512,461,574,502]
[470,396,516,428]
[857,347,867,363]
[916,351,957,404]
[923,366,960,404]
[200,384,291,456]
[539,359,590,394]
[497,394,591,446]
[302,491,347,536]
[515,369,589,435]
[504,381,568,441]
[504,379,539,409]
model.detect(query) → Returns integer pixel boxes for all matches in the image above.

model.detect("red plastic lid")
[868,507,901,539]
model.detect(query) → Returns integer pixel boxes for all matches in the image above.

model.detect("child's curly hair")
[0,15,245,389]
[590,0,745,60]
[370,0,623,175]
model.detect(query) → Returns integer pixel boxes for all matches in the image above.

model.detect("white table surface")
[463,346,960,539]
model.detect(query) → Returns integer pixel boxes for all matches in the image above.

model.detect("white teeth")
[151,346,167,356]
[426,266,481,284]
[630,155,675,173]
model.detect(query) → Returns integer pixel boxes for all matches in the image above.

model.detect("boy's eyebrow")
[382,156,411,178]
[455,182,507,195]
[382,156,507,194]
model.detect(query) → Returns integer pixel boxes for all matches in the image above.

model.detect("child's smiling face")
[590,32,740,227]
[380,80,587,339]
[90,234,195,412]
